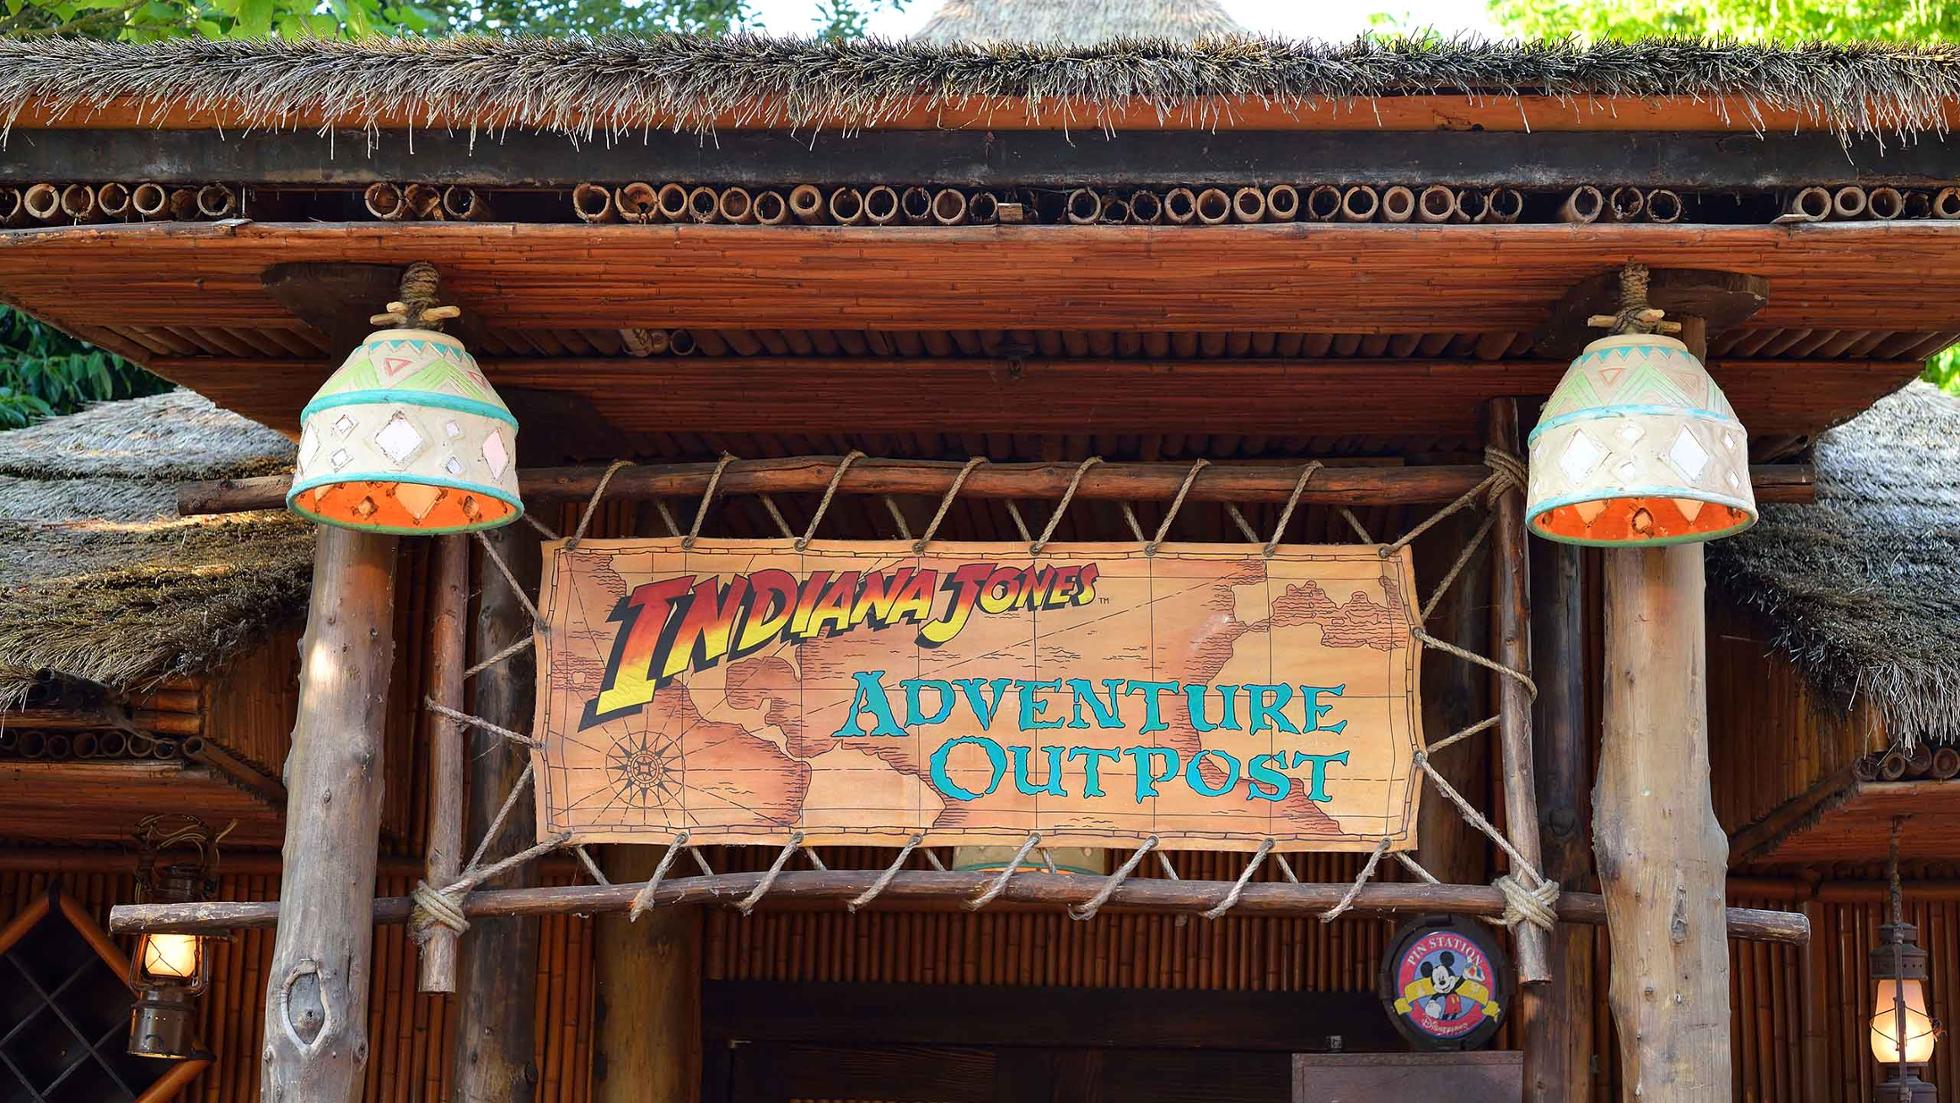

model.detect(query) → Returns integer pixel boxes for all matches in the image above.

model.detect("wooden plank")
[105,868,1815,944]
[144,353,1916,445]
[175,457,1819,516]
[1293,1052,1524,1102]
[18,93,1953,135]
[594,846,701,1103]
[4,222,1960,336]
[260,525,398,1103]
[4,126,1959,188]
[702,981,1399,1052]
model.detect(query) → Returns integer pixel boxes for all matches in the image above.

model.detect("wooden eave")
[0,759,284,847]
[1733,779,1960,864]
[0,219,1949,453]
[17,92,1954,135]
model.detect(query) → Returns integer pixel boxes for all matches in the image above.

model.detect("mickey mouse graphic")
[1422,952,1466,1021]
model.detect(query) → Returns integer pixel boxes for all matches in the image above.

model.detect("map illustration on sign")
[531,539,1423,852]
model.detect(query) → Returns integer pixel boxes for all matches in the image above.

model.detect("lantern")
[129,815,221,1059]
[1526,329,1756,546]
[287,266,521,534]
[1870,921,1941,1101]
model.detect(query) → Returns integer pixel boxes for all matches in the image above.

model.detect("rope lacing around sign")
[1411,628,1539,702]
[1144,459,1209,556]
[1030,457,1101,555]
[798,451,864,551]
[654,499,682,538]
[847,834,923,912]
[736,832,806,915]
[1320,837,1392,924]
[627,831,692,921]
[682,452,738,550]
[1419,513,1497,625]
[1202,837,1274,920]
[413,830,574,937]
[523,513,562,541]
[1265,462,1322,557]
[1004,500,1032,543]
[574,845,609,885]
[564,459,632,551]
[883,496,913,540]
[424,699,539,749]
[1070,835,1156,920]
[473,530,544,625]
[463,634,535,681]
[759,494,796,539]
[463,761,535,873]
[913,457,986,554]
[967,832,1041,911]
[1412,747,1559,933]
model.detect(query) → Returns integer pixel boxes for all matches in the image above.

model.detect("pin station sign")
[532,539,1423,852]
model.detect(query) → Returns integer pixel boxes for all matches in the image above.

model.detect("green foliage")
[0,0,903,39]
[1487,0,1960,43]
[1486,0,1960,395]
[0,307,170,429]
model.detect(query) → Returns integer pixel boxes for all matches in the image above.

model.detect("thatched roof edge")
[1709,381,1960,747]
[2,35,1959,139]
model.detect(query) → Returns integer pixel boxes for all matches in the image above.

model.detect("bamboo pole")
[21,182,60,222]
[452,522,543,1103]
[58,182,99,222]
[195,183,238,219]
[615,182,659,224]
[752,190,789,226]
[1306,185,1342,221]
[657,183,692,223]
[1231,186,1266,223]
[1195,187,1232,225]
[1560,186,1604,224]
[1831,186,1868,220]
[1162,187,1197,224]
[260,525,398,1102]
[1416,185,1455,223]
[1645,188,1684,223]
[364,182,410,221]
[1263,184,1299,222]
[418,534,469,993]
[178,456,1818,517]
[929,188,968,226]
[1338,185,1379,222]
[1379,185,1415,223]
[108,870,1811,943]
[95,181,133,219]
[1065,188,1102,225]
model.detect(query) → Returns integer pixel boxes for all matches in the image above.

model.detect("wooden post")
[453,522,543,1102]
[1485,399,1552,982]
[1530,536,1594,1101]
[1595,312,1734,1101]
[259,526,398,1102]
[594,845,702,1103]
[419,533,469,993]
[1414,510,1491,886]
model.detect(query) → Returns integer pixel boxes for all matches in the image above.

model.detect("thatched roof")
[1710,382,1960,746]
[916,0,1243,45]
[0,392,311,707]
[2,35,1958,139]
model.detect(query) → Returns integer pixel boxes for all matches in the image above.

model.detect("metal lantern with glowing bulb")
[287,265,522,534]
[129,815,223,1059]
[1526,267,1757,546]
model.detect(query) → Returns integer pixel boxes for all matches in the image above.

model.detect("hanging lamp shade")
[288,327,522,533]
[1526,331,1756,546]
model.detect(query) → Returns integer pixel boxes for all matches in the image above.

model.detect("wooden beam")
[4,126,1959,188]
[1529,536,1595,1103]
[452,523,543,1102]
[173,457,1821,517]
[594,847,701,1103]
[259,526,397,1103]
[417,534,469,993]
[105,868,1813,945]
[20,93,1947,137]
[1535,269,1772,358]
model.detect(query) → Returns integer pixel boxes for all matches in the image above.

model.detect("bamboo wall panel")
[0,867,595,1103]
[199,635,297,781]
[1708,601,1886,851]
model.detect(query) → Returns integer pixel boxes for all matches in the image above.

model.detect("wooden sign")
[531,539,1423,852]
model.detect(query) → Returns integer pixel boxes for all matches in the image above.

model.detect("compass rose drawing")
[605,732,681,814]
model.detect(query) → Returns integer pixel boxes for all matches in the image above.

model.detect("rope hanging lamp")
[1525,263,1757,546]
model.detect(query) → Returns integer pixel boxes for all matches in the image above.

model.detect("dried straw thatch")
[1710,381,1960,747]
[0,392,311,707]
[916,0,1243,45]
[2,35,1958,140]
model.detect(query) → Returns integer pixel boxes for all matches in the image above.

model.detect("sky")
[745,0,1502,40]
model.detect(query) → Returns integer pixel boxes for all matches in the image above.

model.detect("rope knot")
[1493,872,1559,932]
[1481,446,1527,504]
[410,880,469,938]
[372,261,462,331]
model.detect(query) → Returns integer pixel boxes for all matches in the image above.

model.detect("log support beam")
[453,524,544,1102]
[259,526,397,1102]
[1595,314,1735,1100]
[594,846,702,1103]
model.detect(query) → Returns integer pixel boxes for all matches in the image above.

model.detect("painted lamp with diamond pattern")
[1525,332,1756,546]
[288,328,522,533]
